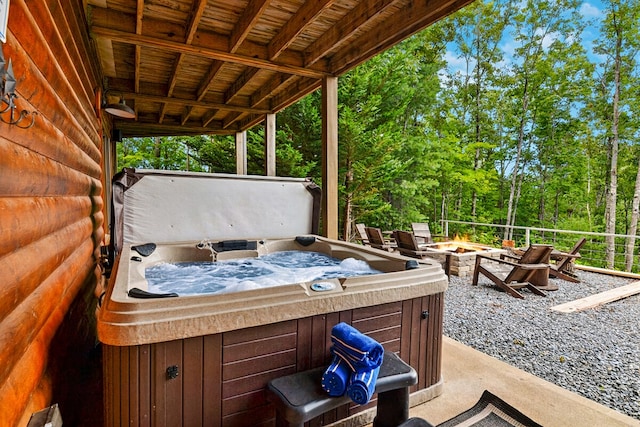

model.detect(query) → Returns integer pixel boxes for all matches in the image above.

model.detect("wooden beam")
[551,281,640,313]
[120,92,271,114]
[90,8,331,71]
[239,114,269,132]
[91,26,329,79]
[304,0,399,67]
[96,37,116,77]
[132,0,144,92]
[268,0,337,60]
[161,54,186,122]
[322,76,338,239]
[265,114,276,176]
[225,68,261,104]
[236,131,247,175]
[196,61,225,101]
[181,106,195,126]
[162,0,208,122]
[329,0,474,74]
[269,77,321,111]
[201,109,218,127]
[229,0,270,53]
[185,0,208,44]
[223,111,248,129]
[116,121,238,137]
[249,73,296,107]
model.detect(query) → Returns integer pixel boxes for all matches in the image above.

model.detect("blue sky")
[579,1,606,64]
[444,1,608,76]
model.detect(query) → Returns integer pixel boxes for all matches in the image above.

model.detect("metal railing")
[441,220,640,273]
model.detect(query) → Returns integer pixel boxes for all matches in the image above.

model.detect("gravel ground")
[444,270,640,420]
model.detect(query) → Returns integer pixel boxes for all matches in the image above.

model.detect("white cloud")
[501,39,516,62]
[444,49,471,74]
[537,28,560,50]
[580,2,602,18]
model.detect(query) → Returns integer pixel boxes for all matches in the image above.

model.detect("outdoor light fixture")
[0,47,37,129]
[103,91,136,119]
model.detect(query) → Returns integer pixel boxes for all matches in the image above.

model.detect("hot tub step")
[267,351,417,427]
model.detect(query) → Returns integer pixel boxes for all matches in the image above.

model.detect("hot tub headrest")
[131,243,157,257]
[405,260,420,270]
[128,287,179,299]
[295,236,317,246]
[201,240,258,252]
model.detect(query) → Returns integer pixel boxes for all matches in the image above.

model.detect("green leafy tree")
[592,0,640,268]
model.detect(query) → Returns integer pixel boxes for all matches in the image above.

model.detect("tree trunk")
[539,170,546,225]
[472,32,481,223]
[605,13,623,269]
[586,156,593,228]
[605,135,618,269]
[508,160,526,241]
[153,136,162,169]
[342,162,354,242]
[440,193,447,229]
[504,79,529,241]
[624,157,640,271]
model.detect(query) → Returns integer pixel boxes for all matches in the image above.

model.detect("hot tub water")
[145,250,382,296]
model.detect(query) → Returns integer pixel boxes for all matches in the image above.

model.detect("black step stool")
[267,350,431,427]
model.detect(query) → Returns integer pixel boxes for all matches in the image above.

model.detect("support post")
[322,76,338,239]
[265,113,276,176]
[236,131,247,175]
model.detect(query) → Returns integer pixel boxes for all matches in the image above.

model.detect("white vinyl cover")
[114,170,319,249]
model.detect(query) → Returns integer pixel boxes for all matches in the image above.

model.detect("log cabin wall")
[0,0,106,425]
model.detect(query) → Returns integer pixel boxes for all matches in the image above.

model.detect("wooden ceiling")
[87,0,473,137]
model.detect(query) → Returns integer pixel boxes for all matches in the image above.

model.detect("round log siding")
[0,0,105,424]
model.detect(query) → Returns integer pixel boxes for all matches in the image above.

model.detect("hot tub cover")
[110,168,321,255]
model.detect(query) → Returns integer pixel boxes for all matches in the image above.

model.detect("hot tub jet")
[197,239,218,261]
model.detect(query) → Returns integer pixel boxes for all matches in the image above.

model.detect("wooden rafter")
[230,0,270,53]
[91,26,328,78]
[329,0,472,74]
[121,92,271,114]
[250,73,296,107]
[162,0,208,123]
[304,0,400,67]
[268,0,337,61]
[134,0,143,94]
[89,0,473,136]
[225,68,260,104]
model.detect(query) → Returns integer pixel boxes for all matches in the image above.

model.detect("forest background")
[117,0,640,269]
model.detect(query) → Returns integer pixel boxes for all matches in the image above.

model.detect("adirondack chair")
[472,244,554,299]
[394,230,447,273]
[549,238,586,283]
[411,222,447,245]
[355,223,369,245]
[393,230,431,258]
[365,227,395,252]
[411,223,434,245]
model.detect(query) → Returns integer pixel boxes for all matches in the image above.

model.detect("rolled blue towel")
[330,322,384,371]
[347,366,380,405]
[321,355,351,397]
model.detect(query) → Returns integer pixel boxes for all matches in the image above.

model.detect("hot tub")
[98,170,447,427]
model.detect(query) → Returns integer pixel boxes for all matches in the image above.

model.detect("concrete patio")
[408,337,640,426]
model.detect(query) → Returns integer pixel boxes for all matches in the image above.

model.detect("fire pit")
[422,240,506,277]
